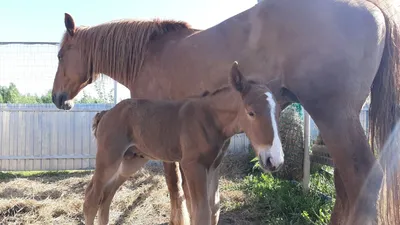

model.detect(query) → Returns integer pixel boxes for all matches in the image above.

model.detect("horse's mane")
[92,110,109,138]
[61,18,191,84]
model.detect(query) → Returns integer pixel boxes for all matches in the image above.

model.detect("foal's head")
[230,62,284,172]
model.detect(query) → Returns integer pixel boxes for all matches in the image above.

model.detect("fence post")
[113,80,118,105]
[302,108,311,191]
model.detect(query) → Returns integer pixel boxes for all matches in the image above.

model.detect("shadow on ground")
[0,170,93,183]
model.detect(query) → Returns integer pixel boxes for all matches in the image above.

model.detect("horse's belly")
[136,146,181,163]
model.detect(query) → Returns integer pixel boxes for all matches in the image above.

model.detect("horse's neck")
[89,3,263,95]
[201,90,242,137]
[94,66,130,90]
[150,4,272,98]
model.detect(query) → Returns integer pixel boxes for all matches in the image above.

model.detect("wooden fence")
[0,103,250,171]
[0,103,369,172]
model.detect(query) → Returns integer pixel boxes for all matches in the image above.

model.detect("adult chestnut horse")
[85,62,284,225]
[51,0,400,224]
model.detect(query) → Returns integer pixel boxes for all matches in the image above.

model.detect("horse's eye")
[248,112,255,117]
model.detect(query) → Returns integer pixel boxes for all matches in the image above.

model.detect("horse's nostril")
[266,157,273,167]
[266,157,277,171]
[59,93,67,106]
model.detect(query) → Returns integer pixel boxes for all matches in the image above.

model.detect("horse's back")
[257,0,387,106]
[258,0,385,58]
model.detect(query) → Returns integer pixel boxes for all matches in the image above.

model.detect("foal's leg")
[83,142,130,225]
[98,155,148,225]
[208,167,221,225]
[164,162,190,225]
[84,157,121,225]
[208,139,230,225]
[310,109,383,225]
[181,162,211,225]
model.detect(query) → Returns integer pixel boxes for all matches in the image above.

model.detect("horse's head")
[230,61,284,172]
[52,13,94,110]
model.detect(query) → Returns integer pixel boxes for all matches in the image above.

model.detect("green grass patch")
[238,169,335,225]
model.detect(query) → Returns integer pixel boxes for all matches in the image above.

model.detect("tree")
[77,91,103,104]
[39,90,53,103]
[94,78,114,103]
[0,82,111,104]
[0,83,21,103]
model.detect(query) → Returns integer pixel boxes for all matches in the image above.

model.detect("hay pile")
[273,104,305,181]
[0,153,253,225]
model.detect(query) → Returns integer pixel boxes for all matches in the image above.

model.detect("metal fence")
[0,42,131,103]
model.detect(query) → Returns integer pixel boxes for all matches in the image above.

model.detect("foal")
[84,62,284,225]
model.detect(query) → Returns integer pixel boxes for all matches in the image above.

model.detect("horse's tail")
[368,0,400,224]
[92,110,109,138]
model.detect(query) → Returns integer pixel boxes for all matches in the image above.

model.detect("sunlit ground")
[0,152,334,225]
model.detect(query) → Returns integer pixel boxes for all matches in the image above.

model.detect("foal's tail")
[92,110,109,138]
[368,0,400,224]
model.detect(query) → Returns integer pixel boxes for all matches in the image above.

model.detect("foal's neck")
[200,88,242,137]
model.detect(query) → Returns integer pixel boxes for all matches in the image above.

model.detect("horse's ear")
[64,13,76,36]
[230,61,249,94]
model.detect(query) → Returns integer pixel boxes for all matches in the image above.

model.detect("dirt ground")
[0,152,255,225]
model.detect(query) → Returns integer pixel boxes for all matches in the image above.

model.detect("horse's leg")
[208,139,230,225]
[181,162,211,225]
[83,155,122,225]
[98,155,148,225]
[330,168,349,225]
[180,164,192,217]
[208,167,221,225]
[309,108,383,225]
[83,179,97,225]
[164,162,190,225]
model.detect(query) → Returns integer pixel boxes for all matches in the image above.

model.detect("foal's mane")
[201,80,261,97]
[61,18,191,84]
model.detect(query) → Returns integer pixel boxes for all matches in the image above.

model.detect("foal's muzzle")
[52,92,74,110]
[258,146,285,172]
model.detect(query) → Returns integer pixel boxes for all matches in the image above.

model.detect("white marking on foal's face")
[256,92,284,171]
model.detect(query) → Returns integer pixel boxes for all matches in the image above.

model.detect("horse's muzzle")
[258,148,284,173]
[52,92,73,110]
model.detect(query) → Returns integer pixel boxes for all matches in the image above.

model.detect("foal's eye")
[248,112,255,117]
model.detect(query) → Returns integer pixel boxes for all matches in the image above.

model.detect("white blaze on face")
[258,92,284,169]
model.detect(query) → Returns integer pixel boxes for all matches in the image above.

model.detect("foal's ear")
[64,13,76,37]
[230,61,249,94]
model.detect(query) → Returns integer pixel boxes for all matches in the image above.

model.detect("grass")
[238,149,335,225]
[241,172,334,225]
[0,152,335,225]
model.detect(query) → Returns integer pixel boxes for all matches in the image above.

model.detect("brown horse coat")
[84,62,283,225]
[52,0,400,224]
